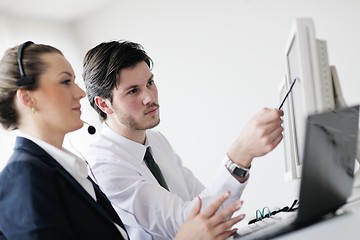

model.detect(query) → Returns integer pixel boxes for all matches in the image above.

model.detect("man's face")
[108,61,160,132]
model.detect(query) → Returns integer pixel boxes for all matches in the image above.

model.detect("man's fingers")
[187,196,202,220]
[213,213,245,236]
[202,191,230,218]
[208,200,243,227]
[215,228,238,240]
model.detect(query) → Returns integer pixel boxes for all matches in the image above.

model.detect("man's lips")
[145,106,158,115]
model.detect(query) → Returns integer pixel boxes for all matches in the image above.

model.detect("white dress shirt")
[18,133,128,240]
[85,123,247,240]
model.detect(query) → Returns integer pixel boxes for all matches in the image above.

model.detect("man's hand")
[227,108,284,168]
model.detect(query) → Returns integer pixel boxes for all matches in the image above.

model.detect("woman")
[0,42,244,239]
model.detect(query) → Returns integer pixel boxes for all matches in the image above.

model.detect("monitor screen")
[278,76,297,180]
[280,18,336,180]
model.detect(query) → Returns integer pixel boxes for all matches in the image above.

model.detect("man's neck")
[105,120,146,144]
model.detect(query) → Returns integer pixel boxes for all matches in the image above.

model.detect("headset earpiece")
[16,41,35,87]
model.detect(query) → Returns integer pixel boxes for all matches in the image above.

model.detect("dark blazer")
[0,137,127,240]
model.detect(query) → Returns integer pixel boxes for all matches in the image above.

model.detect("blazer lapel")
[14,137,128,238]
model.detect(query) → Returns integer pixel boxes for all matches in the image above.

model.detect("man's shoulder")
[84,134,120,163]
[88,134,115,149]
[146,130,178,156]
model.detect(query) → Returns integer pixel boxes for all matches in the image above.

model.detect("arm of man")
[151,130,248,213]
[227,108,284,170]
[91,153,247,240]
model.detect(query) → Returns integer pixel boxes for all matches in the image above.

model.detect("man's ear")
[95,96,114,115]
[16,89,34,109]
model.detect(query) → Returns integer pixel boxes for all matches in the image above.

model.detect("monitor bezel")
[281,18,335,180]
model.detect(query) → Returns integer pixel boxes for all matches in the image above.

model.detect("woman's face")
[30,53,85,138]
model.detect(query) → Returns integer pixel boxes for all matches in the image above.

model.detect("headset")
[83,121,96,135]
[16,41,35,87]
[16,41,96,135]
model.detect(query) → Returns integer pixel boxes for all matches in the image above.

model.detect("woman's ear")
[16,89,34,109]
[95,96,113,115]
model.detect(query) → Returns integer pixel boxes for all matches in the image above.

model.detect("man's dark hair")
[82,40,153,121]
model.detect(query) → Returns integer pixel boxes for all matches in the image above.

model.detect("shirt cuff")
[206,162,248,199]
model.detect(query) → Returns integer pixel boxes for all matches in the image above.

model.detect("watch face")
[233,167,247,177]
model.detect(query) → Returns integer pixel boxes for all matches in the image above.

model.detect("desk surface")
[274,170,360,239]
[235,171,360,239]
[274,212,360,240]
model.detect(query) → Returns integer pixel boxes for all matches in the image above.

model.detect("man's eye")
[147,79,155,86]
[128,88,138,95]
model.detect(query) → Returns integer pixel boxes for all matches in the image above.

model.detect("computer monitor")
[280,18,337,180]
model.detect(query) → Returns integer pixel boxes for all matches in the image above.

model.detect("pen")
[278,78,298,110]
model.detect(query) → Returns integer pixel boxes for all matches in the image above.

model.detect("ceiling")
[0,0,118,23]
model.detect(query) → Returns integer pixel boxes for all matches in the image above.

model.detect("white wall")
[73,0,360,226]
[1,0,360,228]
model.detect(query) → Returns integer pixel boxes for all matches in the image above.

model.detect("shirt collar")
[17,132,88,179]
[101,122,149,163]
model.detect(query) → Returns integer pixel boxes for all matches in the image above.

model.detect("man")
[82,40,283,240]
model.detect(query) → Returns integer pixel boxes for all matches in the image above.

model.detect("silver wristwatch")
[223,155,250,178]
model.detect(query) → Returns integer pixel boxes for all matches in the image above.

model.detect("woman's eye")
[61,80,71,85]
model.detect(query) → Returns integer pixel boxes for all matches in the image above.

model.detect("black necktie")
[144,147,169,191]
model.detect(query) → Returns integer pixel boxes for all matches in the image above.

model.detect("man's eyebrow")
[122,73,155,92]
[125,84,139,90]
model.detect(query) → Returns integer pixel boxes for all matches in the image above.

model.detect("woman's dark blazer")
[0,137,127,240]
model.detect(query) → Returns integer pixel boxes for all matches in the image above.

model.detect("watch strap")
[223,155,250,177]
